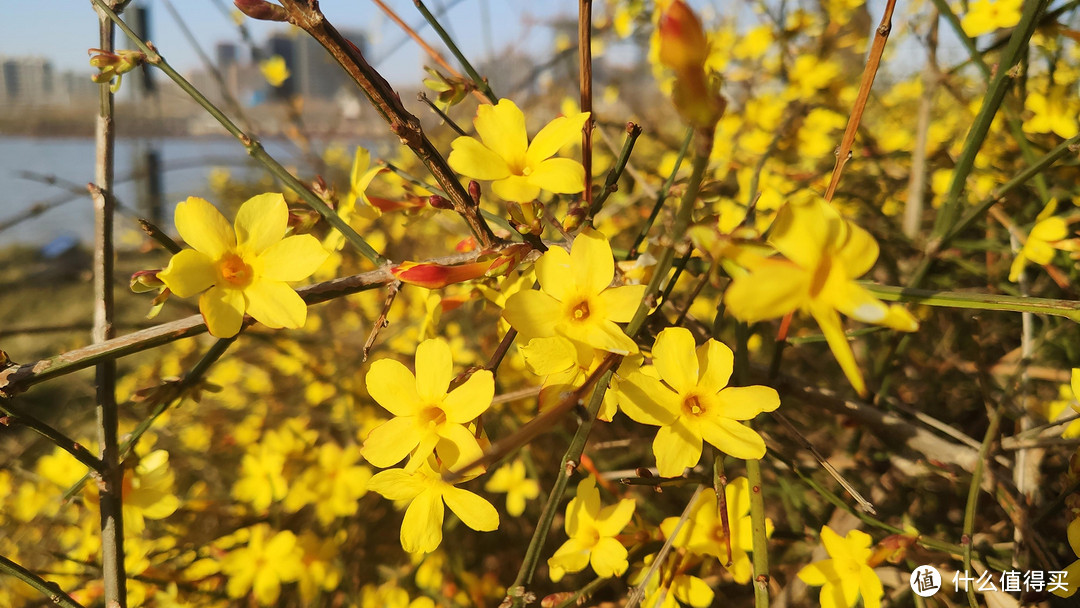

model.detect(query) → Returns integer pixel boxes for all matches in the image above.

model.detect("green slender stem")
[413,0,497,102]
[417,92,467,136]
[554,575,610,608]
[864,283,1080,321]
[0,400,103,471]
[585,122,642,223]
[137,218,182,254]
[627,127,693,260]
[963,405,1003,606]
[89,0,385,265]
[746,458,769,608]
[0,554,85,608]
[930,0,1049,239]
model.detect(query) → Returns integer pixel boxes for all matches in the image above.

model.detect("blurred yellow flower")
[1009,199,1078,282]
[483,458,539,516]
[259,55,290,87]
[547,475,635,581]
[221,524,304,605]
[961,0,1022,37]
[797,526,883,608]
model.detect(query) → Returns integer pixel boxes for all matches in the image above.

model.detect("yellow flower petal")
[442,370,494,423]
[199,285,245,338]
[527,157,586,194]
[652,327,699,394]
[654,417,702,477]
[619,372,679,426]
[493,174,542,202]
[562,319,638,355]
[674,574,714,607]
[572,228,615,296]
[714,385,780,419]
[401,489,444,553]
[448,136,512,181]
[797,558,837,585]
[589,536,629,577]
[547,536,592,581]
[175,196,235,259]
[361,417,424,468]
[243,279,307,329]
[696,339,734,393]
[768,197,832,270]
[158,249,216,298]
[367,468,426,501]
[503,290,562,338]
[442,486,499,531]
[835,220,879,279]
[475,98,528,171]
[434,423,483,470]
[812,305,866,397]
[257,234,329,282]
[535,245,573,302]
[415,338,453,401]
[525,111,589,168]
[859,566,884,608]
[235,193,287,255]
[597,284,647,323]
[724,259,807,323]
[698,417,766,459]
[520,336,578,376]
[365,359,421,417]
[595,498,635,537]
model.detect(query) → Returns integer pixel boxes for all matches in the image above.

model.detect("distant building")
[0,55,97,107]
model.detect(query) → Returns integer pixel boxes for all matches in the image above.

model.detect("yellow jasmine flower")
[284,443,372,524]
[660,477,772,583]
[1009,199,1078,282]
[483,458,540,517]
[220,524,304,605]
[447,98,590,202]
[232,443,288,511]
[961,0,1022,37]
[520,335,643,420]
[797,526,883,608]
[1052,518,1080,598]
[361,338,494,471]
[157,194,329,338]
[259,55,290,87]
[618,327,779,477]
[723,196,918,397]
[547,475,636,581]
[1025,87,1080,139]
[367,456,499,554]
[503,228,646,355]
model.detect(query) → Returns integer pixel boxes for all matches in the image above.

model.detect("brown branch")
[823,0,897,201]
[579,0,594,208]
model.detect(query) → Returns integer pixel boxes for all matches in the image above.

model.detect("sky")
[0,0,572,85]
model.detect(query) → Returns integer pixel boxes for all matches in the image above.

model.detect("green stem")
[963,405,1003,606]
[0,400,103,471]
[864,283,1080,321]
[585,122,643,223]
[626,127,693,260]
[0,554,85,608]
[930,0,1049,239]
[89,0,385,265]
[746,458,769,608]
[413,0,497,102]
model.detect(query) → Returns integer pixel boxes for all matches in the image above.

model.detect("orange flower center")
[419,405,447,427]
[682,394,706,417]
[571,300,591,321]
[218,253,253,288]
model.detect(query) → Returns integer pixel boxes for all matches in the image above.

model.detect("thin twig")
[0,554,85,608]
[823,0,896,201]
[579,0,594,210]
[0,400,103,471]
[413,0,497,103]
[362,283,400,362]
[626,485,703,607]
[626,127,693,260]
[417,92,467,136]
[585,122,642,225]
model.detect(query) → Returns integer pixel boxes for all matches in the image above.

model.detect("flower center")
[419,405,447,428]
[218,253,253,288]
[571,299,591,321]
[682,394,706,417]
[521,166,533,176]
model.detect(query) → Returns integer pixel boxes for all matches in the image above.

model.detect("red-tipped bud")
[234,0,288,22]
[392,260,493,289]
[130,270,164,293]
[468,180,482,204]
[658,0,709,73]
[428,194,454,210]
[455,236,478,253]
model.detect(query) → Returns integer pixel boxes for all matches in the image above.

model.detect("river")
[0,136,309,246]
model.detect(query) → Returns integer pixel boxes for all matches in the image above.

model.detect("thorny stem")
[0,554,85,608]
[91,2,126,605]
[89,0,385,265]
[413,0,497,103]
